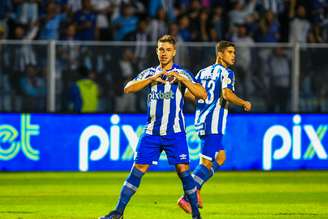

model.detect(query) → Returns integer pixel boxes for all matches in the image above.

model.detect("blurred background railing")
[1,40,328,113]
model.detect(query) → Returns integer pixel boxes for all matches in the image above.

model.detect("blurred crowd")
[0,0,327,43]
[1,0,328,113]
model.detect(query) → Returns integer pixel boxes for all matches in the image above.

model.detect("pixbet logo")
[148,90,174,101]
[0,114,40,161]
[79,115,139,171]
[263,115,328,170]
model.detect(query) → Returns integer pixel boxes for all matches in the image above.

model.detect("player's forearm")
[222,88,247,107]
[184,90,196,103]
[182,79,207,100]
[124,79,152,94]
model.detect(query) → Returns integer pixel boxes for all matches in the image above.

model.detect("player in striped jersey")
[177,41,252,213]
[99,35,207,219]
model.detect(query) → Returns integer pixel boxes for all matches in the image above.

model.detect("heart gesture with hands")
[165,71,188,84]
[149,71,166,84]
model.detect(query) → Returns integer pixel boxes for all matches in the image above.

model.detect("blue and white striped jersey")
[134,64,196,136]
[194,64,235,135]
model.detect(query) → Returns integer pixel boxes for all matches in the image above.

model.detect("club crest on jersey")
[161,74,176,83]
[148,90,175,100]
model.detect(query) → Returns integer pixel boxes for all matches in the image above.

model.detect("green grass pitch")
[0,171,327,219]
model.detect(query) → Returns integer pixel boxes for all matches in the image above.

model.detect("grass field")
[0,171,328,219]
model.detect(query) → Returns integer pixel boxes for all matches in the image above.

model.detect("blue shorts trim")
[199,134,224,161]
[134,132,190,165]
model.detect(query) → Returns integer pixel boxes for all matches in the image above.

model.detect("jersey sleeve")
[133,68,155,81]
[221,69,235,91]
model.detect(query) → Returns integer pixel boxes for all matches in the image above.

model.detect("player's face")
[220,46,236,66]
[156,42,176,66]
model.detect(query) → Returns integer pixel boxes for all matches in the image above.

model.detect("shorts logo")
[148,90,174,101]
[179,154,188,160]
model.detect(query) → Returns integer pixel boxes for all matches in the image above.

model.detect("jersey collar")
[156,63,180,71]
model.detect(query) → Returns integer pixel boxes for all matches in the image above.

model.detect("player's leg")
[176,164,201,219]
[113,164,149,215]
[177,134,223,213]
[100,163,149,219]
[193,134,224,190]
[212,149,226,171]
[162,132,201,218]
[99,134,161,219]
[193,149,226,192]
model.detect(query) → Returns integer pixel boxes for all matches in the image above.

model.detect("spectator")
[289,4,310,43]
[168,22,189,67]
[307,22,324,43]
[59,23,80,71]
[12,25,37,72]
[74,0,97,41]
[232,23,254,97]
[0,0,12,37]
[130,0,147,17]
[229,0,256,27]
[178,15,192,41]
[118,48,137,80]
[260,0,285,14]
[114,76,137,113]
[113,48,138,113]
[18,0,39,26]
[64,0,82,13]
[149,0,175,21]
[38,2,66,40]
[112,3,138,41]
[257,10,280,42]
[267,47,290,112]
[69,66,100,112]
[20,64,46,112]
[168,22,183,42]
[211,6,224,40]
[61,22,77,41]
[92,0,112,40]
[147,7,168,42]
[186,0,201,33]
[125,19,150,70]
[193,8,212,41]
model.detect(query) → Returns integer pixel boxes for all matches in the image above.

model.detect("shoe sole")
[177,197,192,214]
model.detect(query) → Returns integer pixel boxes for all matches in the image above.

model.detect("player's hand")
[149,71,166,84]
[166,71,188,83]
[243,101,252,111]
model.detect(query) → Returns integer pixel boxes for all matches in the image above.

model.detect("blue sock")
[178,170,200,217]
[115,167,144,214]
[192,164,213,190]
[211,161,221,172]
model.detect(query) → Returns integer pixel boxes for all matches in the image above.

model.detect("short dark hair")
[158,35,176,46]
[216,41,235,53]
[78,65,89,78]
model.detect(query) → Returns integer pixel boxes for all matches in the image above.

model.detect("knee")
[200,157,213,170]
[176,164,189,174]
[215,152,226,166]
[134,164,149,173]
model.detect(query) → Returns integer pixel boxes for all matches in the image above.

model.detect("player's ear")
[173,48,176,57]
[217,51,222,59]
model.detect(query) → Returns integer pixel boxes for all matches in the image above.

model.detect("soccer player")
[99,35,207,219]
[177,41,252,213]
